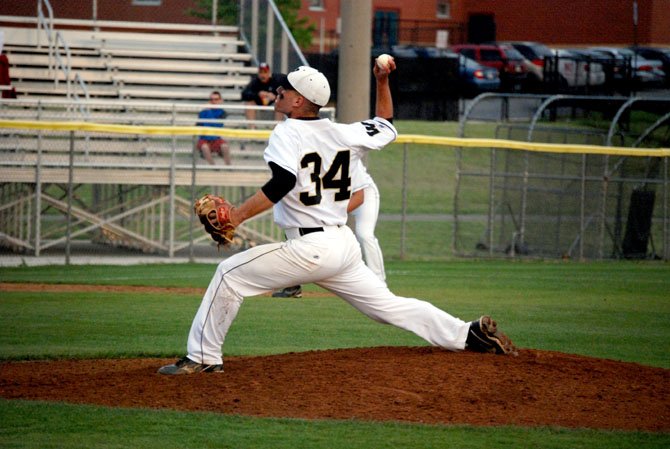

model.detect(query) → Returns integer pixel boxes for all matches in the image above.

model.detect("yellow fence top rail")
[2,120,669,157]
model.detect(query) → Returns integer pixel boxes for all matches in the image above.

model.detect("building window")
[436,0,451,19]
[309,0,325,11]
[133,0,162,6]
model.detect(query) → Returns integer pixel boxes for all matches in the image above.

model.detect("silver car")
[550,49,606,87]
[589,47,665,85]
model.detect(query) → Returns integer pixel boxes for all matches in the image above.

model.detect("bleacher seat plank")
[1,166,269,187]
[119,86,241,101]
[12,67,113,83]
[13,81,119,97]
[100,48,252,62]
[112,72,248,88]
[106,57,254,74]
[7,53,107,69]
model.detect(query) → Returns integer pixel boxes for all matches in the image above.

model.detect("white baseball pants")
[186,225,469,365]
[351,183,386,282]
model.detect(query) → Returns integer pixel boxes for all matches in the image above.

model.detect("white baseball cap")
[283,66,331,107]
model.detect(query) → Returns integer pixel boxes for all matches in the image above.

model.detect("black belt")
[298,227,324,236]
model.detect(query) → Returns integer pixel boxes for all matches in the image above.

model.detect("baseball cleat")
[157,356,223,375]
[465,315,518,355]
[272,285,303,298]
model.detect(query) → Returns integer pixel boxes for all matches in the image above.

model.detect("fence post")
[34,101,43,256]
[65,130,75,265]
[519,152,529,250]
[488,149,496,256]
[579,154,587,260]
[664,157,668,260]
[598,155,610,260]
[452,147,462,255]
[400,143,408,260]
[168,105,177,258]
[265,5,274,68]
[250,0,259,62]
[189,134,197,263]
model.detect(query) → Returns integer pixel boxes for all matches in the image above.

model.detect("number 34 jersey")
[264,117,397,229]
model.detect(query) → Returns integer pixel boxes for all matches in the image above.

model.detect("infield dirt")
[1,283,669,431]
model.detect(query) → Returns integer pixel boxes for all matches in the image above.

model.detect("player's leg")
[181,231,352,367]
[352,183,385,282]
[317,228,516,354]
[220,140,232,165]
[320,266,470,351]
[198,140,215,165]
[316,225,469,350]
[245,100,258,128]
[210,139,231,165]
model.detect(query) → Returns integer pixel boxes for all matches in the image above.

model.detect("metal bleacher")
[0,14,286,256]
[1,19,255,103]
[0,14,276,169]
[0,6,338,258]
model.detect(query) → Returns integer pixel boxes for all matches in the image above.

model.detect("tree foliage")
[187,0,314,48]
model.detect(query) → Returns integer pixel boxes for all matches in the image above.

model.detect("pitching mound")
[1,347,668,431]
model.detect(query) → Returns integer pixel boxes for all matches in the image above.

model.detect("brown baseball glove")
[194,194,236,247]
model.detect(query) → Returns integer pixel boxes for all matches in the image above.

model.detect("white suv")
[550,49,606,87]
[503,41,605,87]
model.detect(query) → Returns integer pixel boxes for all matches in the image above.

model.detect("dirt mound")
[1,347,668,431]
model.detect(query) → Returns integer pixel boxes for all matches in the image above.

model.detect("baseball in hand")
[376,54,393,71]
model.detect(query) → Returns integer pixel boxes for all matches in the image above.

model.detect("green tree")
[275,0,315,49]
[186,0,238,25]
[187,0,314,48]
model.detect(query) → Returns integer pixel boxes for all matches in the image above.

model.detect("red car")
[450,44,529,90]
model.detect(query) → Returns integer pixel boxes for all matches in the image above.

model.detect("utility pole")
[337,0,372,122]
[632,0,638,94]
[632,0,638,48]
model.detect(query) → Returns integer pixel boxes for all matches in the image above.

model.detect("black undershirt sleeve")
[261,161,297,203]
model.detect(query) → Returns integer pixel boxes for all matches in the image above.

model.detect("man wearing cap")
[241,62,284,126]
[158,61,516,375]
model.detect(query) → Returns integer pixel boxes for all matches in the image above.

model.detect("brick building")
[0,0,206,26]
[300,0,670,52]
[2,1,669,51]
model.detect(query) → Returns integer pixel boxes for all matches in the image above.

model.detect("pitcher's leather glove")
[194,194,236,247]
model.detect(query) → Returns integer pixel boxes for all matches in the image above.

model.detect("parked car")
[553,49,607,87]
[630,46,670,86]
[450,44,529,91]
[500,41,606,89]
[589,47,665,86]
[520,56,544,91]
[570,48,629,85]
[500,41,554,68]
[457,54,501,96]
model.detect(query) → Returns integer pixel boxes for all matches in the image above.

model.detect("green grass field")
[1,117,668,448]
[1,261,669,448]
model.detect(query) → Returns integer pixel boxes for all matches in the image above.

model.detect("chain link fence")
[1,96,668,263]
[455,94,670,260]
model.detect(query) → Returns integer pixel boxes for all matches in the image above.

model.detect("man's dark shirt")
[241,73,283,105]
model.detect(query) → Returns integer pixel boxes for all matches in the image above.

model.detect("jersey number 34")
[300,150,351,206]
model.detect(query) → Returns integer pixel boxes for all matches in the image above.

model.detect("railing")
[36,0,55,71]
[239,0,308,72]
[52,31,71,96]
[0,97,335,126]
[35,0,91,106]
[1,108,668,262]
[1,15,238,35]
[456,93,670,260]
